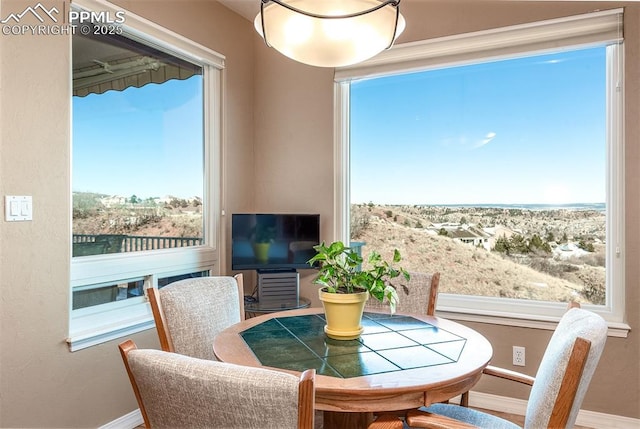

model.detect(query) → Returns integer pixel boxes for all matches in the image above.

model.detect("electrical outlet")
[513,346,526,366]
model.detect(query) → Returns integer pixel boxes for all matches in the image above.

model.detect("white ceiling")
[217,0,259,21]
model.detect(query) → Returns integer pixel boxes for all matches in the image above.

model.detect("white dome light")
[255,0,406,68]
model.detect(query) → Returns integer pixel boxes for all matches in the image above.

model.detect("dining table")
[213,307,493,429]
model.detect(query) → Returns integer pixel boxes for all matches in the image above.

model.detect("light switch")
[5,196,32,221]
[21,199,32,216]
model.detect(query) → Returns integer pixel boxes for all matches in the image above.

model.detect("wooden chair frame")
[298,367,316,429]
[148,273,244,353]
[425,272,440,316]
[119,340,151,428]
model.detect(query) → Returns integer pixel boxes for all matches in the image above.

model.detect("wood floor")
[470,408,593,429]
[137,407,595,428]
[313,408,594,429]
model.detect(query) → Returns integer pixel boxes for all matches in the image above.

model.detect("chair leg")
[460,391,470,407]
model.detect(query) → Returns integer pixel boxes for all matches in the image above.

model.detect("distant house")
[154,196,174,206]
[100,195,127,207]
[483,225,518,250]
[553,242,589,260]
[429,223,491,249]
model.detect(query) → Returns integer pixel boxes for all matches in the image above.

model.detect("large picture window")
[69,0,224,350]
[350,46,607,303]
[335,9,626,331]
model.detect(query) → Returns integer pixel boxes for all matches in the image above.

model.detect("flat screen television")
[231,213,321,271]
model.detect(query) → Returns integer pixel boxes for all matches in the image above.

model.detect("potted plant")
[308,241,409,340]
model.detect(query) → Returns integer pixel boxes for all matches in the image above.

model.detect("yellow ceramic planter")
[252,242,270,261]
[319,288,369,340]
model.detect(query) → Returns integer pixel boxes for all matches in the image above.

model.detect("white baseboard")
[99,409,143,429]
[450,391,640,429]
[103,395,640,429]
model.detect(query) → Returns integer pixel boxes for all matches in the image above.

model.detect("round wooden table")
[213,307,492,429]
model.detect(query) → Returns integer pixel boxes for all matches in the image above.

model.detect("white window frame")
[334,9,629,337]
[68,0,225,351]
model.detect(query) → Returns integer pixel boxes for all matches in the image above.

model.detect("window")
[69,0,225,351]
[334,9,627,333]
[73,69,205,257]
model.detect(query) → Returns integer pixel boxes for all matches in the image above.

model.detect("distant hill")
[72,191,202,238]
[352,204,605,304]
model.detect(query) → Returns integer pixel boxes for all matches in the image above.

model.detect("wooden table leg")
[323,411,374,429]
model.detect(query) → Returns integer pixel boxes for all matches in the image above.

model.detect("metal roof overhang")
[72,28,201,97]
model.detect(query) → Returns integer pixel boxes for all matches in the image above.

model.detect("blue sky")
[72,76,203,200]
[73,46,607,206]
[350,46,607,205]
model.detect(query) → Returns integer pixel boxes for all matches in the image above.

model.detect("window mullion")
[605,42,625,321]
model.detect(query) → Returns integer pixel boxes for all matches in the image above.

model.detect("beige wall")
[0,0,637,427]
[0,0,254,426]
[252,0,640,420]
[252,26,336,294]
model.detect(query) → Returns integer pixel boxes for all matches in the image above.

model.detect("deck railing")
[72,234,203,255]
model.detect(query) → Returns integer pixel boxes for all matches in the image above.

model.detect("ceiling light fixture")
[254,0,406,68]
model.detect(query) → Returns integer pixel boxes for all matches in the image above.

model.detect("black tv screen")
[231,213,320,271]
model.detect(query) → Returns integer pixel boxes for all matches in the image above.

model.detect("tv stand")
[257,269,299,303]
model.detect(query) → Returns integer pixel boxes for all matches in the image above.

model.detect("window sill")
[438,308,630,338]
[67,318,154,352]
[67,300,154,352]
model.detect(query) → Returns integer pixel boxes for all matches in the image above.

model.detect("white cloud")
[440,131,496,150]
[474,131,496,148]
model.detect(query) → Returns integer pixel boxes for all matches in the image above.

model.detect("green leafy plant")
[253,223,276,243]
[308,241,409,314]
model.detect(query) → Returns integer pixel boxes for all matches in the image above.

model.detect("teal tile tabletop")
[240,312,467,378]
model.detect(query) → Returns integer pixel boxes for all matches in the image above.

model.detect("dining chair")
[404,306,608,429]
[365,271,440,316]
[148,273,244,360]
[365,271,470,411]
[118,339,315,429]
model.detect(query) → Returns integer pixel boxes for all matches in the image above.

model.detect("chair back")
[525,308,607,429]
[148,274,244,360]
[366,271,440,316]
[119,340,315,429]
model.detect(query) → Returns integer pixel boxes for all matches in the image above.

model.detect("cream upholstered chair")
[119,339,315,429]
[148,274,244,360]
[365,271,440,316]
[365,271,462,413]
[365,272,477,409]
[405,307,608,429]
